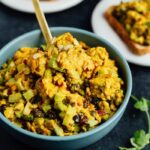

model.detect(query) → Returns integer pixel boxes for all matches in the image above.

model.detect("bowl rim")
[0,27,132,141]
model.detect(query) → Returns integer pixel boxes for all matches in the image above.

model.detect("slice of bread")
[104,6,150,55]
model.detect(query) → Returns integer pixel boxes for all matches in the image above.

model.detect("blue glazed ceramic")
[0,27,132,150]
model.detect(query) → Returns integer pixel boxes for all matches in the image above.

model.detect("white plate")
[91,0,150,66]
[0,0,83,13]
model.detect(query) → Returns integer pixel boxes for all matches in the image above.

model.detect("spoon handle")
[32,0,53,46]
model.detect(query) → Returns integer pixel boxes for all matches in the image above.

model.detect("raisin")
[70,102,75,107]
[83,100,88,108]
[91,97,100,105]
[47,110,57,119]
[19,119,27,128]
[7,88,12,95]
[62,69,67,79]
[80,115,88,125]
[31,95,41,104]
[0,105,6,113]
[32,109,44,118]
[23,59,27,65]
[37,47,42,51]
[95,72,98,76]
[73,115,80,123]
[51,69,56,76]
[74,114,88,125]
[82,80,90,90]
[63,98,70,105]
[62,125,68,133]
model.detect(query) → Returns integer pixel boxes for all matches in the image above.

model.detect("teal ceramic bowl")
[0,27,132,150]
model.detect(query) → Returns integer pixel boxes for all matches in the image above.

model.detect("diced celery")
[42,104,51,113]
[15,111,22,118]
[48,57,64,72]
[59,111,66,119]
[23,102,32,115]
[5,71,11,80]
[125,24,131,32]
[79,89,85,96]
[48,57,58,69]
[8,61,15,70]
[50,120,64,136]
[69,69,82,84]
[98,69,105,75]
[14,102,24,110]
[0,99,6,106]
[23,89,34,101]
[7,78,15,84]
[0,76,4,85]
[17,63,26,72]
[2,89,8,97]
[23,114,34,121]
[8,93,22,103]
[74,124,80,133]
[49,45,58,57]
[54,92,67,111]
[40,45,47,51]
[14,102,24,117]
[44,69,52,78]
[4,107,14,119]
[16,78,24,91]
[24,67,30,75]
[88,118,98,127]
[63,105,76,127]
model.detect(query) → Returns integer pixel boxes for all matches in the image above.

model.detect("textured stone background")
[0,0,150,149]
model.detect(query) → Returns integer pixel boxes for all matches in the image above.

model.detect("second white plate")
[91,0,150,67]
[0,0,84,13]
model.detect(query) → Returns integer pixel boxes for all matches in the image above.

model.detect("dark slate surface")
[0,0,150,149]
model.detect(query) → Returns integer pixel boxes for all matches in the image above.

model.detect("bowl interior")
[0,27,132,140]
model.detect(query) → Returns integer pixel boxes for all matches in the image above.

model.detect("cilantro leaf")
[119,130,150,150]
[147,101,150,107]
[141,97,150,108]
[131,130,150,149]
[119,96,150,150]
[134,98,148,112]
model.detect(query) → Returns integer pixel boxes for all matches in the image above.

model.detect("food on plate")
[104,0,150,55]
[0,33,124,136]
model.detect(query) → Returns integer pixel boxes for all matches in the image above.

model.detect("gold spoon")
[32,0,53,46]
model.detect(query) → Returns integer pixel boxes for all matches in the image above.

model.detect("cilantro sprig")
[119,96,150,150]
